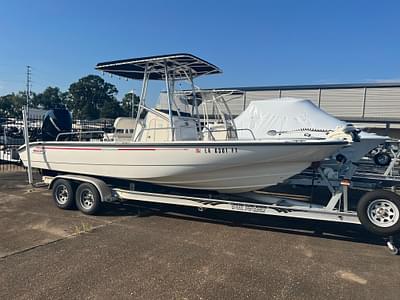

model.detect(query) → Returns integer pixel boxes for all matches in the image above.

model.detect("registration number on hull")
[202,147,238,154]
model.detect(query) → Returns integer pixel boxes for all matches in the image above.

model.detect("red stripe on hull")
[43,147,102,151]
[38,147,190,151]
[117,148,189,151]
[117,148,156,151]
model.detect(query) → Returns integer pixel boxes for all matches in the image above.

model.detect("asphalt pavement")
[1,171,400,299]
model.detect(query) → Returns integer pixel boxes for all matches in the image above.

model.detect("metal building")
[211,82,400,123]
[157,82,400,134]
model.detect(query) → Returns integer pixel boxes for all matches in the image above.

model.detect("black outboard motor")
[41,108,72,141]
[342,123,361,142]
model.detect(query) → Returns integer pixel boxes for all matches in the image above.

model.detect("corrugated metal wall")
[280,89,320,106]
[364,88,400,120]
[319,88,364,119]
[156,91,246,117]
[156,84,400,122]
[245,90,280,105]
[218,93,245,115]
[238,85,400,122]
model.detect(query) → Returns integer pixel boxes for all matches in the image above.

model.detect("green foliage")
[0,92,29,118]
[0,74,137,120]
[100,99,125,119]
[121,92,140,118]
[31,86,67,109]
[68,75,119,120]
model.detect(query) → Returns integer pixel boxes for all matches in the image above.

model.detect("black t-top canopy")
[95,53,222,80]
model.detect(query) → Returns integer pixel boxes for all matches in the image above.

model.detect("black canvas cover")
[96,53,221,80]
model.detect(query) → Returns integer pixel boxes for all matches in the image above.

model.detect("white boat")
[19,54,350,193]
[234,98,388,164]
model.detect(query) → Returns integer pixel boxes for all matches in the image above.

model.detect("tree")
[0,92,29,118]
[68,75,118,120]
[0,75,130,120]
[121,92,140,117]
[100,98,125,119]
[0,95,15,118]
[31,86,67,109]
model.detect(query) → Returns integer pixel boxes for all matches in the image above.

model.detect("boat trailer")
[287,139,400,191]
[42,173,400,255]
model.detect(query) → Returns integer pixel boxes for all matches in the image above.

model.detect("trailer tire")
[373,152,391,166]
[75,183,102,215]
[52,179,75,209]
[357,190,400,236]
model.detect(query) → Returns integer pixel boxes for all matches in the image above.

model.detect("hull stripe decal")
[117,148,156,151]
[117,148,189,151]
[40,147,189,151]
[43,147,102,151]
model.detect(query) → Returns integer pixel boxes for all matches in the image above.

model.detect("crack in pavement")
[0,215,134,260]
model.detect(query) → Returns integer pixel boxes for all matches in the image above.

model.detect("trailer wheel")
[52,179,75,209]
[75,183,102,215]
[357,190,400,236]
[374,152,391,166]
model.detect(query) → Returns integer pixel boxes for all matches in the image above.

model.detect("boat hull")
[19,140,347,193]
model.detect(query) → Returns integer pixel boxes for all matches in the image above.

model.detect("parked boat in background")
[234,98,388,164]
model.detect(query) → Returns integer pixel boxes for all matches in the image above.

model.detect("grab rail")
[54,127,256,142]
[236,128,256,140]
[135,126,257,142]
[202,127,256,141]
[135,126,216,142]
[56,131,110,141]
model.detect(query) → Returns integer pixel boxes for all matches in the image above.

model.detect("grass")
[72,222,93,235]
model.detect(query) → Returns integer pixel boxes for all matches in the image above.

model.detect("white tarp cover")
[234,98,345,138]
[234,97,387,162]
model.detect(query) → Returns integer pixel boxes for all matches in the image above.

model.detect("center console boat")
[19,54,350,193]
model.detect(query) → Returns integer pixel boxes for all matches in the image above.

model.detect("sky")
[1,0,400,105]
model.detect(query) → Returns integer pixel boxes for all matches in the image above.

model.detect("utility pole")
[24,65,33,185]
[26,65,31,109]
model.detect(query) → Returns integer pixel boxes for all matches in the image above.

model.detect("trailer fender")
[46,175,113,202]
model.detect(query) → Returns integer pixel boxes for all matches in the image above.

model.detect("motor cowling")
[326,124,361,143]
[41,108,72,141]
